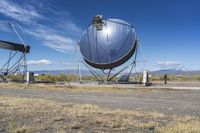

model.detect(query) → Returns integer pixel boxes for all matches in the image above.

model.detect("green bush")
[35,73,77,82]
[196,76,200,81]
[36,74,58,81]
[8,74,22,81]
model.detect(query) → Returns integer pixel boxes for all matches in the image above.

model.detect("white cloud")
[62,62,76,66]
[27,59,53,65]
[53,14,82,34]
[0,0,42,23]
[0,0,81,53]
[156,61,186,70]
[24,24,77,53]
[157,61,180,66]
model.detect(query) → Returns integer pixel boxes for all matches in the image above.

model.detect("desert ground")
[0,82,200,132]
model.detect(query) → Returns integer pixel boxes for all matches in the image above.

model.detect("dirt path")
[0,87,200,117]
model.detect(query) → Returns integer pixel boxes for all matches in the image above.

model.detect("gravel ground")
[0,84,200,117]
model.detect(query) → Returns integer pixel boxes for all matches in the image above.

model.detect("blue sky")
[0,0,199,71]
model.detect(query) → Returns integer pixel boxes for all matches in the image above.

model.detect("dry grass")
[0,96,199,132]
[0,82,163,93]
[156,115,200,133]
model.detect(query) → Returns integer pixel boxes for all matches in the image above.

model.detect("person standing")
[164,74,167,84]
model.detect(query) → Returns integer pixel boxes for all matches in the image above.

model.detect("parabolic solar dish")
[79,17,137,69]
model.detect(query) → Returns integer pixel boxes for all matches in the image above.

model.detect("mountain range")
[30,69,200,76]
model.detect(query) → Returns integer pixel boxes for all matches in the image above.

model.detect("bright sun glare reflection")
[103,27,112,36]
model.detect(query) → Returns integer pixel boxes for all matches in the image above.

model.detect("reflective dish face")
[79,19,137,69]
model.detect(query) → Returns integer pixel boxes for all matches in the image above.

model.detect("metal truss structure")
[0,21,30,82]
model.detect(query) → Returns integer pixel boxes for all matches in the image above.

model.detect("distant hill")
[30,69,91,76]
[151,69,200,75]
[30,69,200,76]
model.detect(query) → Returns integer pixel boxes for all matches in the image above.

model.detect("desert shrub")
[196,76,200,81]
[36,74,58,81]
[36,74,77,82]
[57,73,68,81]
[8,74,22,81]
[82,76,101,81]
[150,75,161,81]
[67,74,76,81]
